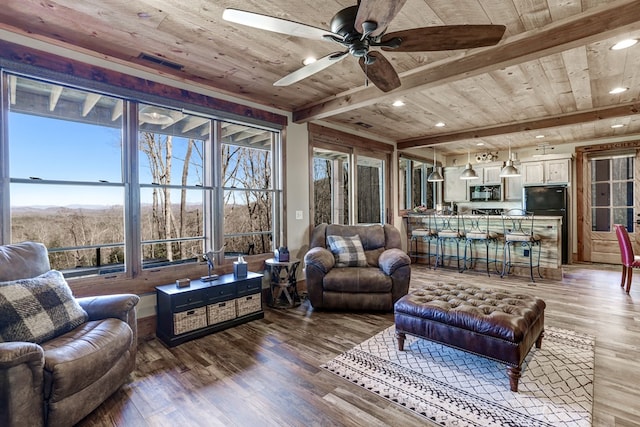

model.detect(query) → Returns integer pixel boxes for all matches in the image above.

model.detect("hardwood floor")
[77,264,640,426]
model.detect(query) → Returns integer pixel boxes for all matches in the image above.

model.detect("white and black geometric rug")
[322,326,594,426]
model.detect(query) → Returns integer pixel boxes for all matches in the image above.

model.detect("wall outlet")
[295,210,303,220]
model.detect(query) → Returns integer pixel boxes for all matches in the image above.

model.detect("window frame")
[0,70,284,279]
[309,124,393,226]
[398,152,437,211]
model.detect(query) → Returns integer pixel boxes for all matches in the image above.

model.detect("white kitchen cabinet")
[521,161,545,185]
[545,158,571,184]
[504,173,523,200]
[443,166,468,202]
[520,156,571,185]
[482,165,502,185]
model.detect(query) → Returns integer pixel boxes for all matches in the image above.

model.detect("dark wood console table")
[156,272,264,347]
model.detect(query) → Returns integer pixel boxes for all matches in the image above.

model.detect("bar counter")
[404,213,563,280]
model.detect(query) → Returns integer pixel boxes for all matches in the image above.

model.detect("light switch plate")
[295,210,303,220]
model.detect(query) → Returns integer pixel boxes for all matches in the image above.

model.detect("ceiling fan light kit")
[222,2,506,93]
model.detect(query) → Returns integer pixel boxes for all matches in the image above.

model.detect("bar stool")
[462,212,500,276]
[501,209,542,281]
[407,212,437,267]
[434,213,466,272]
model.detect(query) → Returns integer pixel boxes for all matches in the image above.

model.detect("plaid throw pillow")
[0,270,88,344]
[327,234,368,268]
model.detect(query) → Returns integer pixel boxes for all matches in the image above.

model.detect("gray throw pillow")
[0,270,88,343]
[327,234,368,267]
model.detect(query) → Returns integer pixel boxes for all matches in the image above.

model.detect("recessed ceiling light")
[302,57,317,66]
[392,100,405,107]
[435,122,446,127]
[535,135,545,139]
[609,87,628,94]
[611,39,638,50]
[476,142,485,146]
[611,124,625,128]
[137,12,151,19]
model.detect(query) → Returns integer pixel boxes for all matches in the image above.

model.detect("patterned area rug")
[322,326,594,426]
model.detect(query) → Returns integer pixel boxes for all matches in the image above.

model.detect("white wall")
[285,122,311,260]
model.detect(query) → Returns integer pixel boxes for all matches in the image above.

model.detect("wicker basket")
[236,293,262,317]
[207,301,237,325]
[173,307,207,335]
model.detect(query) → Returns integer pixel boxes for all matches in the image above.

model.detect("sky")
[8,112,201,207]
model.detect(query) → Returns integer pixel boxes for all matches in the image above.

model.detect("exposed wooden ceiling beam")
[396,101,640,149]
[292,0,640,124]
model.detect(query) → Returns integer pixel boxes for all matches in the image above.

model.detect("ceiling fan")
[222,1,506,92]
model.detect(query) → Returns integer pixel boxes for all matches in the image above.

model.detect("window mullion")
[210,120,224,264]
[124,101,140,277]
[0,71,10,243]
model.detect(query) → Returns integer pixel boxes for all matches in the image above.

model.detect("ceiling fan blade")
[222,9,337,40]
[274,52,348,86]
[381,25,506,52]
[355,0,408,37]
[358,51,401,93]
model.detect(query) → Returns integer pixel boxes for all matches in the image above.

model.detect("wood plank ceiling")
[0,0,639,156]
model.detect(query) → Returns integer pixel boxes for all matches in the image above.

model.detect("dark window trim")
[0,39,287,130]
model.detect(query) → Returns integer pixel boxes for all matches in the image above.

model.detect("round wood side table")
[265,258,301,308]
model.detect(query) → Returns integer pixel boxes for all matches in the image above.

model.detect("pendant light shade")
[460,150,479,180]
[500,141,521,178]
[427,147,444,182]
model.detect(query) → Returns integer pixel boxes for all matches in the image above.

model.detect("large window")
[1,73,282,277]
[222,123,278,255]
[7,77,125,275]
[138,104,209,267]
[310,133,391,226]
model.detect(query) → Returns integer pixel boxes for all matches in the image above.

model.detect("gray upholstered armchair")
[304,223,411,311]
[0,242,139,427]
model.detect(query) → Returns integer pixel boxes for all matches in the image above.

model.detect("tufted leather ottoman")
[394,282,545,392]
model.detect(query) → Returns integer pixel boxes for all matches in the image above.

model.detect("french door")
[585,152,639,263]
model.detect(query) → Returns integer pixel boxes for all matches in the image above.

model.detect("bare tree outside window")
[313,148,349,225]
[222,124,275,255]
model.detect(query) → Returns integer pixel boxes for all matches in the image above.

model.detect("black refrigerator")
[523,185,569,264]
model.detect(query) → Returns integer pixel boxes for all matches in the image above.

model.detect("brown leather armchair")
[304,224,411,311]
[0,242,139,427]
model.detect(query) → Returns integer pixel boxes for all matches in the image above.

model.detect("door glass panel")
[613,208,634,231]
[592,183,610,206]
[592,159,609,181]
[313,148,349,225]
[357,156,383,224]
[592,208,610,231]
[590,156,634,233]
[612,182,633,206]
[612,157,633,180]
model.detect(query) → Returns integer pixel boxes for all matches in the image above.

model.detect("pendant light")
[460,149,479,180]
[427,147,444,182]
[500,141,520,177]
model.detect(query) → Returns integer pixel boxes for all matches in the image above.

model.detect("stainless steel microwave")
[469,185,501,201]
